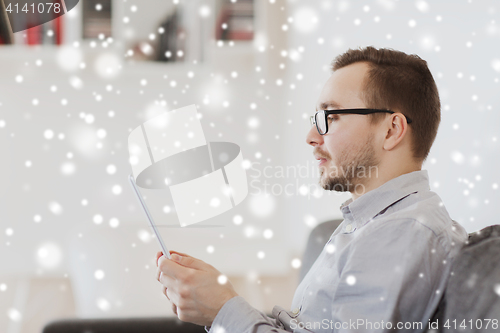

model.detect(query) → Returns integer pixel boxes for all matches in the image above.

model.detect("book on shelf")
[82,0,112,39]
[215,0,254,41]
[156,9,185,62]
[128,7,185,63]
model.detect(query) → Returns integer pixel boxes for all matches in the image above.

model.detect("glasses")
[310,109,413,135]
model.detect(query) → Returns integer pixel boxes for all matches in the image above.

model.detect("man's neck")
[350,165,422,201]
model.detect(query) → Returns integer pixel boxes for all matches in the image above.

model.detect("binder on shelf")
[26,10,41,45]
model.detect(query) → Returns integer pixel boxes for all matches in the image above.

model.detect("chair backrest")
[428,224,500,332]
[299,219,343,283]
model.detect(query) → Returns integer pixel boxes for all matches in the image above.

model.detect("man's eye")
[327,115,338,123]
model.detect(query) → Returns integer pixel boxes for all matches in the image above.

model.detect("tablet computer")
[128,174,171,259]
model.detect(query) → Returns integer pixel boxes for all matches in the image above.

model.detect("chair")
[42,317,205,333]
[299,219,342,282]
[425,224,500,333]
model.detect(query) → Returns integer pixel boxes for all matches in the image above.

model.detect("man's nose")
[306,126,323,147]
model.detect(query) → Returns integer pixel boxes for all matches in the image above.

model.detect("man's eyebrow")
[316,101,343,111]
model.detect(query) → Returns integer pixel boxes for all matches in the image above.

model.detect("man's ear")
[383,113,408,151]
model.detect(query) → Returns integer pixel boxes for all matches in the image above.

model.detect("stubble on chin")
[318,135,379,193]
[319,160,353,192]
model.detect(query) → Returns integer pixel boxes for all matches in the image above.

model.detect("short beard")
[319,134,380,194]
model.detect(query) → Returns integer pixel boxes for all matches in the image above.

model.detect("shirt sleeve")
[330,218,449,332]
[206,296,305,333]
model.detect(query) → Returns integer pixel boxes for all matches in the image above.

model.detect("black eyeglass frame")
[310,108,413,135]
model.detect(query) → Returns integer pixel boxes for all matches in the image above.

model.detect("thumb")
[169,250,193,258]
[170,253,205,270]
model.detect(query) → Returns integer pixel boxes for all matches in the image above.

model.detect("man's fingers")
[171,254,207,271]
[156,250,196,269]
[159,269,176,288]
[156,251,163,267]
[158,254,191,280]
[156,268,162,283]
[172,303,178,315]
[162,286,177,315]
[156,251,183,319]
[166,285,180,305]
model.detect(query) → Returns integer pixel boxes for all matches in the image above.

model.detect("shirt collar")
[339,169,431,229]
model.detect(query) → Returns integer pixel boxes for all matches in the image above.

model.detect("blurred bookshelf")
[0,0,268,67]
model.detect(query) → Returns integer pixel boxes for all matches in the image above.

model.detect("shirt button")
[345,224,352,232]
[292,308,300,315]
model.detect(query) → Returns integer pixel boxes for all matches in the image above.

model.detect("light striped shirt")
[207,169,468,332]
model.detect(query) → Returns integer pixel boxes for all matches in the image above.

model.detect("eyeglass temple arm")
[321,109,413,124]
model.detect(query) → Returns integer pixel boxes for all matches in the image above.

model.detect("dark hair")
[331,46,441,163]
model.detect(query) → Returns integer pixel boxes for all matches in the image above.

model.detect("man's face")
[306,62,382,193]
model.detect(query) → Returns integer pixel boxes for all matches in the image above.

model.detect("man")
[156,46,468,332]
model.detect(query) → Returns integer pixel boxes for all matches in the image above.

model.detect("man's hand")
[156,251,178,315]
[155,251,239,326]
